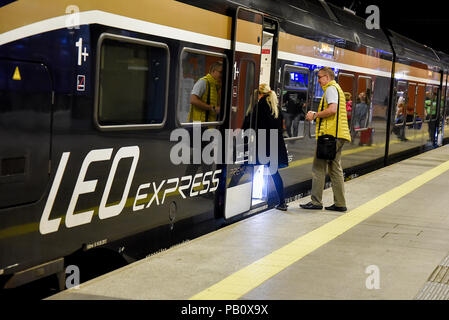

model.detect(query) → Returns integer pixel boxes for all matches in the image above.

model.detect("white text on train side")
[132,170,221,211]
[39,147,222,235]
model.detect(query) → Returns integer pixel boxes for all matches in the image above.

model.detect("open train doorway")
[224,9,280,219]
[251,16,279,208]
[224,7,264,220]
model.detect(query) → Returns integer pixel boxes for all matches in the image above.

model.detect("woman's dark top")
[246,96,289,169]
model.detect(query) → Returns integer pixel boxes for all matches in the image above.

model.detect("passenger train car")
[1,0,449,290]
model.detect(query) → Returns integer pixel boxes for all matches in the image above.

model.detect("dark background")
[326,0,449,53]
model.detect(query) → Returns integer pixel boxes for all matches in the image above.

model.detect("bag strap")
[336,88,340,138]
[317,97,324,135]
[317,85,340,138]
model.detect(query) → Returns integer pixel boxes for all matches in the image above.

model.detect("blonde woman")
[256,84,289,211]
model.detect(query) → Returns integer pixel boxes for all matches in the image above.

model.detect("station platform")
[48,144,449,300]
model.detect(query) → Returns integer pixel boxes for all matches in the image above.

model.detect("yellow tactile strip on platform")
[415,255,449,300]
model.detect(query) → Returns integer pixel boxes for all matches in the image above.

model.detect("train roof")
[387,29,443,71]
[254,0,446,70]
[182,1,448,71]
[436,51,449,72]
[250,0,393,55]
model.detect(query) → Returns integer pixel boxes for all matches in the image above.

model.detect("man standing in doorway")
[300,67,351,212]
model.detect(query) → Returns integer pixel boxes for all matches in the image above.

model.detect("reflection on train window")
[98,37,168,127]
[415,84,426,120]
[391,81,408,141]
[405,82,416,124]
[353,76,372,129]
[281,65,308,138]
[313,71,324,99]
[446,87,449,122]
[284,70,308,89]
[372,76,390,121]
[231,59,255,130]
[337,73,355,130]
[424,85,437,121]
[309,69,324,118]
[178,48,226,124]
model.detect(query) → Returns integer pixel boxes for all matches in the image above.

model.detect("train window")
[371,76,390,121]
[229,59,256,131]
[284,67,308,89]
[416,84,426,121]
[235,59,256,130]
[432,85,440,116]
[354,76,373,129]
[313,70,324,99]
[424,85,438,121]
[241,60,255,119]
[394,81,408,125]
[445,87,449,124]
[337,73,355,130]
[406,82,416,124]
[281,65,308,139]
[96,34,169,129]
[178,48,227,126]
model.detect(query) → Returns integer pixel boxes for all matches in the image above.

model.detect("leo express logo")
[39,146,220,234]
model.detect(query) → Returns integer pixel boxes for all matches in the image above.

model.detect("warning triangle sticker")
[12,66,21,81]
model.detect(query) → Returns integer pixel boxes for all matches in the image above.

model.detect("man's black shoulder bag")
[316,88,339,160]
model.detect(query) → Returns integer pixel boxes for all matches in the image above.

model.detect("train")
[1,0,449,291]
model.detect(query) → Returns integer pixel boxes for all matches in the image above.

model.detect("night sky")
[326,0,449,54]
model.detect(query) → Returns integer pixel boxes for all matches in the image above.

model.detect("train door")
[0,60,52,208]
[224,7,264,219]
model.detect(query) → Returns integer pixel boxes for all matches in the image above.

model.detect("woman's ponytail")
[259,83,279,119]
